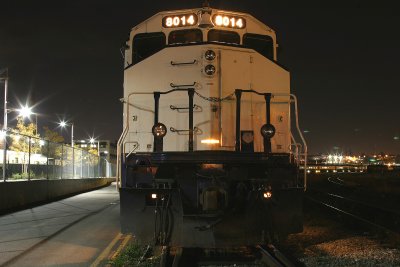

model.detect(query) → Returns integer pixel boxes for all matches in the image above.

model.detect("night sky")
[1,1,399,154]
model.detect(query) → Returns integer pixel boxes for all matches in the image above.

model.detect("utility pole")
[1,68,8,182]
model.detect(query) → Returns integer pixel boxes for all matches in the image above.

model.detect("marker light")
[260,123,276,138]
[152,123,167,138]
[201,139,220,145]
[241,131,254,144]
[204,64,216,76]
[263,191,272,199]
[151,194,157,199]
[205,50,216,61]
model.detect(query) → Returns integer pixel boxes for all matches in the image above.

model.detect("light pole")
[59,121,74,147]
[90,137,100,177]
[1,68,8,181]
[59,121,74,177]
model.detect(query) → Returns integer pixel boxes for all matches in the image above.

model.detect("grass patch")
[109,243,160,267]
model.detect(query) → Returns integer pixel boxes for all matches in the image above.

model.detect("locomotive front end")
[118,6,307,247]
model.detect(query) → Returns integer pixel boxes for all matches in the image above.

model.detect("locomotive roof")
[129,7,275,35]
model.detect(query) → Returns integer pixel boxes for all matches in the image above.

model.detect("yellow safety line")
[111,234,132,260]
[90,233,122,267]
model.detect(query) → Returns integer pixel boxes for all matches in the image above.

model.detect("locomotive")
[117,4,307,248]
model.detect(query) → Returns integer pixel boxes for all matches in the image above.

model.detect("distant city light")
[394,136,399,140]
[327,154,345,164]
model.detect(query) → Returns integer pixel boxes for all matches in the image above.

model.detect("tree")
[41,126,64,160]
[87,147,99,166]
[9,117,41,174]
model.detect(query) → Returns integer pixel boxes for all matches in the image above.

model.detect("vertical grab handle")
[235,89,242,152]
[188,89,194,152]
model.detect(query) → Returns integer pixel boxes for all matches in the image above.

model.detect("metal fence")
[0,130,116,181]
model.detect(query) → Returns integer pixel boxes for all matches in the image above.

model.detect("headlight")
[263,191,272,199]
[205,50,216,61]
[152,123,167,138]
[204,64,216,76]
[260,123,275,138]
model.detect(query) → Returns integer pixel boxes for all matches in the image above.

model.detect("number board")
[213,14,246,29]
[162,14,198,28]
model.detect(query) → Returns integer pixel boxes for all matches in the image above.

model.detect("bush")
[11,171,36,180]
[109,244,160,267]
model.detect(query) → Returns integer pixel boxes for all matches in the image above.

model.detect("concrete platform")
[0,183,120,266]
[0,178,115,213]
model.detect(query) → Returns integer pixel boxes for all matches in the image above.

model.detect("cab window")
[168,29,203,45]
[208,30,240,45]
[133,32,166,64]
[243,33,274,60]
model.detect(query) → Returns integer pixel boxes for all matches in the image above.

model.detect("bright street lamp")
[1,68,8,181]
[59,120,74,147]
[16,104,38,134]
[59,120,75,178]
[89,137,100,155]
[90,137,101,177]
[17,105,33,118]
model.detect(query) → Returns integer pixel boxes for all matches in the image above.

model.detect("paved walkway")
[0,184,119,266]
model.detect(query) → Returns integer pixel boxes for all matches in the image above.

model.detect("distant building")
[99,140,117,164]
[75,140,117,164]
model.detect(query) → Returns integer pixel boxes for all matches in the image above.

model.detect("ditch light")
[201,139,220,145]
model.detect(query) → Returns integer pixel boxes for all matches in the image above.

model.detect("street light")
[59,120,74,147]
[1,68,8,181]
[89,137,100,156]
[59,120,74,178]
[16,105,38,134]
[90,137,101,177]
[1,69,37,181]
[17,105,33,118]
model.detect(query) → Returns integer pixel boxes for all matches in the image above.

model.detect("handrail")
[290,94,308,191]
[170,126,200,134]
[170,104,201,112]
[290,134,299,164]
[116,92,154,189]
[125,141,139,160]
[170,59,197,66]
[170,82,197,88]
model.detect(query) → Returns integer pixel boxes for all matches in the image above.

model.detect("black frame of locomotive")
[120,87,304,247]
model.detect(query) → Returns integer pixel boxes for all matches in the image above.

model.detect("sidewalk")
[0,183,119,266]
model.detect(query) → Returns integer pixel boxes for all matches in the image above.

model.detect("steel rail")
[306,191,400,235]
[257,244,295,267]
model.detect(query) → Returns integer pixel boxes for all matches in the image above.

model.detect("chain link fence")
[0,130,116,181]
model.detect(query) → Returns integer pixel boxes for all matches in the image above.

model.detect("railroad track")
[307,189,400,234]
[159,244,296,267]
